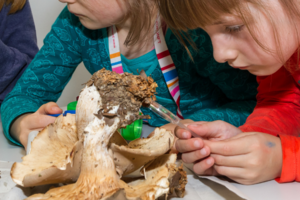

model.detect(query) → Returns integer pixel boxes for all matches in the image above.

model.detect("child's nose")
[213,47,238,64]
[211,37,238,64]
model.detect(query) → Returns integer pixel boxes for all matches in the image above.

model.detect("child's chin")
[248,67,282,77]
[80,19,106,30]
[248,70,270,77]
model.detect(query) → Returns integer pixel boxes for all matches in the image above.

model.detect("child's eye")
[225,25,244,33]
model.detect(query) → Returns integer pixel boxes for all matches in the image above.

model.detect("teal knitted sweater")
[1,7,258,146]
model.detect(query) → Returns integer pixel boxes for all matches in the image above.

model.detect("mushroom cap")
[11,114,82,187]
[25,154,186,200]
[107,154,186,200]
[111,128,175,177]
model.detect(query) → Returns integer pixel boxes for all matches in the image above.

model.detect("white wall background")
[29,0,91,107]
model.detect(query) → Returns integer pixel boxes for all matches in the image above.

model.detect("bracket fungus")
[11,69,187,200]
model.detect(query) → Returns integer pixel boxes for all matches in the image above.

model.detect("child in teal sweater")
[1,0,257,147]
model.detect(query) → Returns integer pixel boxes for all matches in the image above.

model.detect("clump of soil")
[85,69,158,127]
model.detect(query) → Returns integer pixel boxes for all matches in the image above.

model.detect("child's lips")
[74,13,84,17]
[231,65,249,69]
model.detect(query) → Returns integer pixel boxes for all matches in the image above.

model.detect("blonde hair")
[123,0,157,47]
[155,0,300,72]
[0,0,27,14]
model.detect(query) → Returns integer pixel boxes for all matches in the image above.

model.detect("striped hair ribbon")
[154,16,183,119]
[108,25,124,74]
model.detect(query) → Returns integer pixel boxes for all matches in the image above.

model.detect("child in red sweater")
[155,0,300,184]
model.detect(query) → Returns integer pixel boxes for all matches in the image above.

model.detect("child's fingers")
[187,120,227,138]
[210,154,246,168]
[205,138,251,156]
[174,126,192,139]
[230,132,258,140]
[188,122,219,136]
[214,165,256,185]
[37,102,62,115]
[181,146,210,163]
[175,138,204,153]
[193,157,215,175]
[27,114,57,130]
[188,120,242,140]
[213,165,244,180]
[174,121,206,139]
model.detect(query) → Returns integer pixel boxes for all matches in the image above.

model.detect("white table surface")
[1,114,300,200]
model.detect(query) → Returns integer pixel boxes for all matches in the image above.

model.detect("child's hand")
[175,121,242,175]
[10,102,62,149]
[206,132,283,184]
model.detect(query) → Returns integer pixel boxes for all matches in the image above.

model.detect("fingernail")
[188,124,199,127]
[194,140,201,148]
[182,132,189,138]
[52,107,60,111]
[206,158,212,165]
[189,124,201,128]
[200,148,207,155]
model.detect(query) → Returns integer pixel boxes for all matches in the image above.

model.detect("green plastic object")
[119,117,143,141]
[67,101,78,111]
[119,112,143,140]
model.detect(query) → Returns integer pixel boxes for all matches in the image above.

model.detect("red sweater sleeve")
[276,135,300,182]
[239,66,300,183]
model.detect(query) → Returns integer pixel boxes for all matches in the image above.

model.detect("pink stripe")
[112,66,124,74]
[170,85,179,97]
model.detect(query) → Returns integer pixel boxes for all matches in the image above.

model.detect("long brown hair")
[155,0,300,72]
[122,0,157,47]
[0,0,27,14]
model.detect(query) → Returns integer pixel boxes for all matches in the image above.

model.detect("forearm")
[1,95,40,146]
[10,113,32,147]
